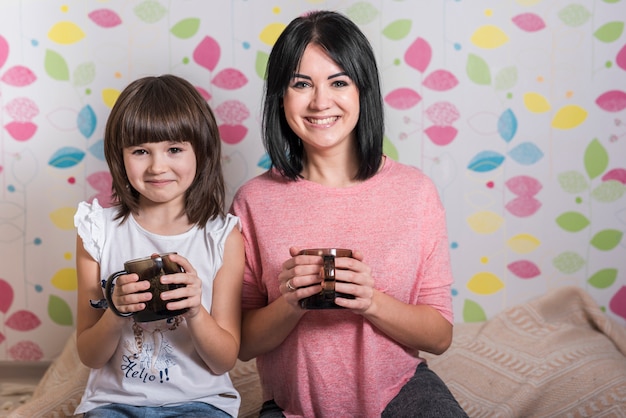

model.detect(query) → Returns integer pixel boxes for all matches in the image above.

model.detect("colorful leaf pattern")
[0,0,624,363]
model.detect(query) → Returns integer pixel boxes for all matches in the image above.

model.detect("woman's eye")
[292,80,310,89]
[333,80,349,88]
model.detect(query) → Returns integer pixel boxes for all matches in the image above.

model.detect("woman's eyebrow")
[292,72,348,80]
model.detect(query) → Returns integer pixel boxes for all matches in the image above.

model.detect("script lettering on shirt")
[121,355,160,383]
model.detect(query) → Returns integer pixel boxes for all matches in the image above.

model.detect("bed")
[6,285,626,417]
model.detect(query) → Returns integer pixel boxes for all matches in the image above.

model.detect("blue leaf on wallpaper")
[467,151,505,172]
[77,105,97,139]
[48,146,85,168]
[498,108,517,143]
[88,139,105,161]
[508,142,544,165]
[257,153,271,170]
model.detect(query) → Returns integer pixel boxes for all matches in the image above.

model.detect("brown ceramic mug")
[105,252,188,322]
[298,248,355,309]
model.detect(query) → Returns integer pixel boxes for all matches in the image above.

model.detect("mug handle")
[105,271,133,318]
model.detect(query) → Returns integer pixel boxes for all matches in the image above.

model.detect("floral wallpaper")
[0,0,624,362]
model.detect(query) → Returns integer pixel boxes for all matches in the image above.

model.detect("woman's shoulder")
[233,169,289,200]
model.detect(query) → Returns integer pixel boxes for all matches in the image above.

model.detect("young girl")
[74,74,244,417]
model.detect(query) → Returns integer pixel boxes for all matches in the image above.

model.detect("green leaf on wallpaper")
[602,0,621,3]
[494,66,518,91]
[383,136,398,161]
[382,19,412,40]
[555,211,590,232]
[557,4,591,27]
[594,22,625,43]
[72,62,95,86]
[48,295,74,326]
[557,170,589,193]
[345,2,379,25]
[588,268,618,289]
[552,251,585,274]
[466,54,491,86]
[134,0,167,24]
[590,229,623,251]
[44,49,70,81]
[584,138,608,180]
[592,180,626,202]
[171,18,200,39]
[255,50,269,80]
[463,299,487,322]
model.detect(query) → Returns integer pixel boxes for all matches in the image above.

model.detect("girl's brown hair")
[104,74,224,226]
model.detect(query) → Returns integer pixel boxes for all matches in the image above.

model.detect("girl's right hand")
[110,273,152,315]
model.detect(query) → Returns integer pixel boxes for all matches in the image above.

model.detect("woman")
[230,11,467,418]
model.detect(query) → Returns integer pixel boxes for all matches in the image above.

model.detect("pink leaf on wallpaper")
[424,125,457,146]
[423,70,458,91]
[0,35,8,69]
[0,278,14,313]
[88,9,123,28]
[0,332,4,345]
[193,36,220,72]
[425,101,460,126]
[609,286,626,320]
[384,88,421,110]
[195,86,212,101]
[1,65,37,86]
[212,68,247,90]
[404,37,431,73]
[602,168,626,184]
[5,121,37,141]
[595,90,626,112]
[89,191,113,208]
[215,100,250,125]
[8,340,44,361]
[5,309,41,331]
[5,97,39,121]
[505,196,541,217]
[505,175,542,197]
[507,260,541,279]
[87,171,112,193]
[511,13,546,32]
[219,124,248,145]
[616,43,626,71]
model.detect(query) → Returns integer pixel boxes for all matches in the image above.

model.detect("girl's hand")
[110,272,152,314]
[158,253,204,318]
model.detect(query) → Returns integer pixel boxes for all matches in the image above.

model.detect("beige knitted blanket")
[6,285,626,417]
[423,285,626,417]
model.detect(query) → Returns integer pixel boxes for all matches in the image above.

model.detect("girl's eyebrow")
[292,72,348,80]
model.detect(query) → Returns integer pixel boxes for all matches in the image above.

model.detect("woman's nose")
[310,86,331,109]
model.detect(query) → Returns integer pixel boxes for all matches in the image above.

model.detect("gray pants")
[260,362,468,417]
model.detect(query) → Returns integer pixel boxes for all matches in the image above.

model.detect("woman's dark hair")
[263,10,384,181]
[104,74,225,226]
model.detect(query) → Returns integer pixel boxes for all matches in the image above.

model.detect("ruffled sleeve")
[206,213,241,266]
[74,198,105,263]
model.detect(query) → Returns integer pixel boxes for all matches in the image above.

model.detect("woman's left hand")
[158,253,204,318]
[332,250,375,313]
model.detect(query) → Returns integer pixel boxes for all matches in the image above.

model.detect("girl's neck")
[133,203,193,235]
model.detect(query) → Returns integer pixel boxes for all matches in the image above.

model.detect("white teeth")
[308,117,337,125]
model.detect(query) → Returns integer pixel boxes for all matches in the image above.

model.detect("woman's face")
[282,43,360,156]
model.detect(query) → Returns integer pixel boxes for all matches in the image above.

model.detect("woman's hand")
[278,247,327,309]
[329,250,375,313]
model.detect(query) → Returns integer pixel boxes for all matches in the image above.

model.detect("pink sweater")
[230,158,454,417]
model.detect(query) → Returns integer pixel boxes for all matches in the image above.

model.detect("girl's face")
[282,43,360,156]
[123,140,196,210]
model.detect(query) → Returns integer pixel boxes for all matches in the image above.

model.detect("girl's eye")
[131,149,147,155]
[169,147,183,154]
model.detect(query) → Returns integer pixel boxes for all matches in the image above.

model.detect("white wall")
[0,0,624,362]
